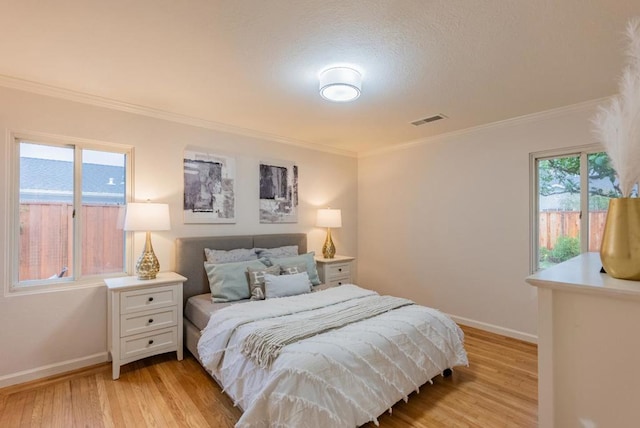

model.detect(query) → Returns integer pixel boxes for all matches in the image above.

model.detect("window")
[531,145,635,272]
[11,134,132,288]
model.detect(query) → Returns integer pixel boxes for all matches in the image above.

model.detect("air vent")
[411,114,448,126]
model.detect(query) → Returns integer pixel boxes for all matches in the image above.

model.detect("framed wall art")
[259,160,298,223]
[183,149,236,223]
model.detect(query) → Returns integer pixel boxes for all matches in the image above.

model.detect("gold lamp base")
[135,231,160,280]
[322,228,336,259]
[600,198,640,281]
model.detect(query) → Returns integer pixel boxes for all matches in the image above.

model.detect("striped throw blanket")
[241,294,414,368]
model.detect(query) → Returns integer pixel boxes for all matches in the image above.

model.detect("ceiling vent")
[411,114,448,126]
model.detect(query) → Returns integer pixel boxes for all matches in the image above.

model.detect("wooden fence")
[539,210,608,252]
[19,204,607,280]
[19,203,123,281]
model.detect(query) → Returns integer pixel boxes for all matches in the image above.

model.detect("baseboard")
[448,314,538,344]
[0,352,109,388]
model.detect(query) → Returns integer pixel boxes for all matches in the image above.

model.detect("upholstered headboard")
[175,233,307,306]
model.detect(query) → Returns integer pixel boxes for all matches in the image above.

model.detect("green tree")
[539,152,620,198]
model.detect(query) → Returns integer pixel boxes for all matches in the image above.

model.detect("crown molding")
[359,97,611,158]
[0,74,611,160]
[0,74,357,158]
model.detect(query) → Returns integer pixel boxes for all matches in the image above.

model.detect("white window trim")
[529,143,603,274]
[5,130,134,296]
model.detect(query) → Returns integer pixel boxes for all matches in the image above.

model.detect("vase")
[600,197,640,280]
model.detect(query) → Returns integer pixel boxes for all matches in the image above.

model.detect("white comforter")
[198,285,468,428]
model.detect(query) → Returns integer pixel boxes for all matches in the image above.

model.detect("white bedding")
[198,285,468,428]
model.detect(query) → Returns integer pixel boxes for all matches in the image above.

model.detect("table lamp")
[316,208,342,259]
[124,202,170,279]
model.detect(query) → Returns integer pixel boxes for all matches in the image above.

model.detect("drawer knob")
[148,319,154,323]
[338,268,342,272]
[338,282,343,285]
[148,339,154,345]
[148,297,154,302]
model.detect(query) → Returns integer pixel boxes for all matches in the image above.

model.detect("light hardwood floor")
[0,326,537,427]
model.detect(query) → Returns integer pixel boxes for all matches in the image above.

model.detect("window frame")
[529,143,604,273]
[7,131,134,294]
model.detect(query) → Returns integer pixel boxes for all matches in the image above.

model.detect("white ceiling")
[2,1,640,155]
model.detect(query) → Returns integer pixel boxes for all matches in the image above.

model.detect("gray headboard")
[175,233,307,306]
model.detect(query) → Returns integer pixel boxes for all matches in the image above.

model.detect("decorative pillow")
[204,247,258,264]
[255,245,299,260]
[281,263,307,275]
[247,265,281,300]
[264,272,312,299]
[269,252,321,285]
[205,258,268,302]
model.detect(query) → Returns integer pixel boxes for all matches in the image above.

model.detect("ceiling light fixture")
[319,67,362,102]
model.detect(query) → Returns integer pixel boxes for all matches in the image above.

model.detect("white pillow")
[255,245,299,259]
[204,247,258,263]
[264,272,312,299]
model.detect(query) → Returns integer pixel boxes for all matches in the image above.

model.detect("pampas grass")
[592,18,640,197]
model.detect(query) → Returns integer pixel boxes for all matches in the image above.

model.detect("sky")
[20,142,125,166]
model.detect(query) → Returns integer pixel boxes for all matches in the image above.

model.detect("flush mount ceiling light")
[319,67,362,102]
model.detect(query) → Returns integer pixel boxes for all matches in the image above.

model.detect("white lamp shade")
[316,208,342,228]
[123,202,171,231]
[319,67,362,102]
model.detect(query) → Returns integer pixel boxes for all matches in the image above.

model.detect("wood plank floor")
[0,326,537,427]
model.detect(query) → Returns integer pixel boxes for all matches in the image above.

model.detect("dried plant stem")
[592,18,640,197]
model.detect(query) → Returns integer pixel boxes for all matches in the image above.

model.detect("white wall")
[0,86,358,385]
[0,82,606,386]
[357,101,602,341]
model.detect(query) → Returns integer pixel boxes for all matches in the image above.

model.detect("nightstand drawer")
[120,327,177,360]
[326,263,351,279]
[120,285,178,314]
[326,276,351,287]
[120,307,177,337]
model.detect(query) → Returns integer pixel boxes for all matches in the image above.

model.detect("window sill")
[5,273,129,297]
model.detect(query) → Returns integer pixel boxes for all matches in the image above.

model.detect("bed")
[176,233,468,427]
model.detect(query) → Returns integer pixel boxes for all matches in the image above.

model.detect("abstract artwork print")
[183,149,236,223]
[259,160,298,223]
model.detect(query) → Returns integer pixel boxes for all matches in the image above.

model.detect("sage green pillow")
[205,258,269,302]
[269,252,321,285]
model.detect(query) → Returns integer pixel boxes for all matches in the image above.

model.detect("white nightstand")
[315,255,355,288]
[105,272,186,380]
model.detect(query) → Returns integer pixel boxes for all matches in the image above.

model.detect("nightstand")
[105,272,187,380]
[315,255,355,288]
